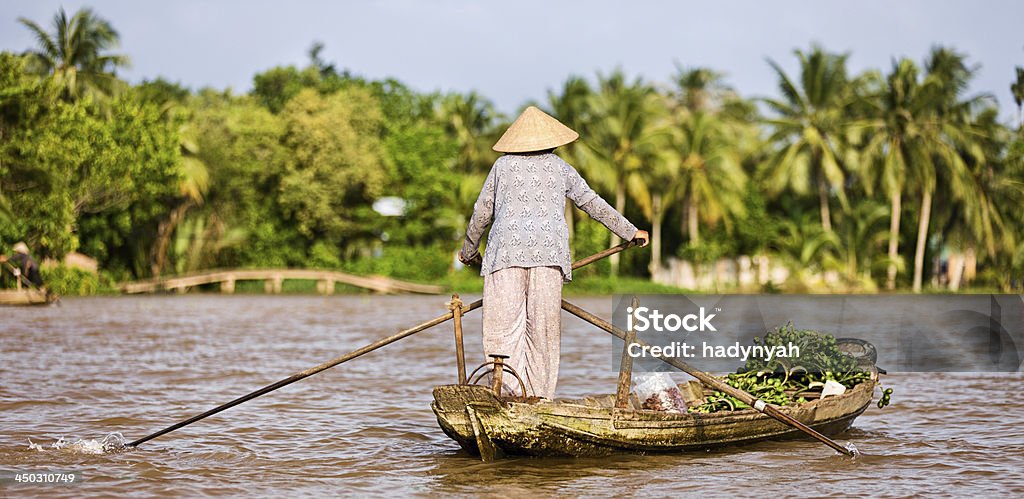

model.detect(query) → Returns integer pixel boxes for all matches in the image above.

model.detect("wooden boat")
[0,288,56,306]
[432,368,877,459]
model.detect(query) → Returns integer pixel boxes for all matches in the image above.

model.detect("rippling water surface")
[2,295,1022,496]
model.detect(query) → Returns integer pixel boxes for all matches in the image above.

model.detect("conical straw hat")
[493,106,579,153]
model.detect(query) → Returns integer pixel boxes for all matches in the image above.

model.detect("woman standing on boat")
[459,106,649,399]
[1,242,44,288]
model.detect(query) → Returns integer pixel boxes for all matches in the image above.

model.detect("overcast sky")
[2,1,1022,121]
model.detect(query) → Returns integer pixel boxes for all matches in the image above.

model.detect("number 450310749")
[14,472,77,484]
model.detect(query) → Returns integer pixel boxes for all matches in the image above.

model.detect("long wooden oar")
[125,305,478,447]
[571,239,639,269]
[561,300,856,456]
[126,240,641,447]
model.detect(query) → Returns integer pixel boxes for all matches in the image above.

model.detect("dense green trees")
[0,52,179,270]
[3,6,1024,293]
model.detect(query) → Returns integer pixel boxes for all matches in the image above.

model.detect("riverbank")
[31,264,1009,298]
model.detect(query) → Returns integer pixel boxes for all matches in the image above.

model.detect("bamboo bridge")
[119,269,444,295]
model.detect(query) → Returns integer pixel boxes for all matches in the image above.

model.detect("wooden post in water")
[615,296,639,409]
[490,354,508,396]
[221,276,236,294]
[449,294,467,384]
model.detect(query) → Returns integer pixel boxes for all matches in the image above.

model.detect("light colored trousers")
[482,266,563,399]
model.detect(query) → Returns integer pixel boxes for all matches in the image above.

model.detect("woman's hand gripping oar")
[126,239,644,448]
[560,301,857,457]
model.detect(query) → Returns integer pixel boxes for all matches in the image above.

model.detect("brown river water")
[2,295,1023,497]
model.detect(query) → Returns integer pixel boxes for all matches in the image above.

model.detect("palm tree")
[859,49,993,292]
[1011,67,1024,130]
[547,76,593,160]
[904,47,986,292]
[982,127,1024,291]
[579,69,660,276]
[547,76,593,249]
[18,7,130,100]
[934,106,1009,290]
[150,121,210,277]
[667,67,748,249]
[631,151,676,274]
[171,212,247,275]
[924,47,977,111]
[439,92,502,218]
[671,111,747,248]
[670,66,733,114]
[622,101,674,274]
[762,46,854,232]
[859,59,932,290]
[441,92,500,174]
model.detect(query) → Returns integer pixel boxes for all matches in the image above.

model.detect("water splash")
[845,442,860,457]
[27,433,128,455]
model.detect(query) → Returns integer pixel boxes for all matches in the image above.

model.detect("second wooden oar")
[561,299,856,457]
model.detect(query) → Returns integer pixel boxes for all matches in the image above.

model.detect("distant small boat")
[432,368,877,459]
[0,288,56,306]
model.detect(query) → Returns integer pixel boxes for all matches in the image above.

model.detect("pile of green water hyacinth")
[689,324,874,414]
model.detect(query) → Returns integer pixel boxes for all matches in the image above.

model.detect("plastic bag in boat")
[633,373,688,412]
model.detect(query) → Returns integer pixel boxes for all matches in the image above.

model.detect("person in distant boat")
[1,241,44,288]
[459,106,649,399]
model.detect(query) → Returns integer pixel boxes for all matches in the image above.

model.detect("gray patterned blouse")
[460,153,638,281]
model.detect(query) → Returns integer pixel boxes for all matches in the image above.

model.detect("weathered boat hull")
[0,289,54,306]
[432,374,875,458]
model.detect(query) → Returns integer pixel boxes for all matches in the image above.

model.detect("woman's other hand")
[632,230,650,248]
[459,251,483,267]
